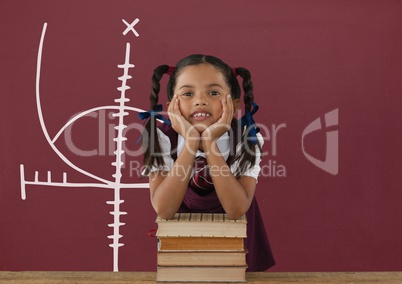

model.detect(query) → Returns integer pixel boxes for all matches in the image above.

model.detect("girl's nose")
[193,94,208,106]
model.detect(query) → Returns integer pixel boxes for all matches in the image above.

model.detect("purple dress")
[159,121,275,271]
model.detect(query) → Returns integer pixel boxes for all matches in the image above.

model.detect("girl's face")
[172,63,240,132]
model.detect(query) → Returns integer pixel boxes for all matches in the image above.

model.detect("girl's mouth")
[192,112,211,121]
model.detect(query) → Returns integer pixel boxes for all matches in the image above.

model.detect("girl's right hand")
[168,94,200,142]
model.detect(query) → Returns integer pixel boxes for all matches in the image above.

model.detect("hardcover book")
[156,213,247,238]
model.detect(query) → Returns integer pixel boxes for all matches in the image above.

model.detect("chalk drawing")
[122,18,140,36]
[20,21,153,272]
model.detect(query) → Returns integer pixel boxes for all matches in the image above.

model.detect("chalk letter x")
[122,19,140,37]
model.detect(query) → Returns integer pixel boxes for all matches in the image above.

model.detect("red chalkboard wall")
[1,0,401,272]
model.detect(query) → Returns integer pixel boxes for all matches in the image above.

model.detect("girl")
[139,54,275,271]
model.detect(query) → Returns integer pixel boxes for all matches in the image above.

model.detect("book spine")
[157,251,247,267]
[156,266,247,282]
[158,237,244,251]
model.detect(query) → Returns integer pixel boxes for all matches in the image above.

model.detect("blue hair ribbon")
[137,104,171,126]
[240,102,260,144]
[136,104,171,143]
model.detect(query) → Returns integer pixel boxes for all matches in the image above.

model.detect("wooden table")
[1,271,401,283]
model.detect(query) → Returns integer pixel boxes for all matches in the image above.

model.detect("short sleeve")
[142,128,174,175]
[230,133,264,182]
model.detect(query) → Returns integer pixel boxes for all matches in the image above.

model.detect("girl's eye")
[209,91,220,96]
[182,92,193,97]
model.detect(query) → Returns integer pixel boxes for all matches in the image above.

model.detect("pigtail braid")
[150,65,170,110]
[236,67,254,112]
[142,65,171,174]
[233,67,261,177]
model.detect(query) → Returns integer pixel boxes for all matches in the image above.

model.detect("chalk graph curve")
[36,23,152,186]
[52,105,145,144]
[36,23,110,184]
[21,21,153,272]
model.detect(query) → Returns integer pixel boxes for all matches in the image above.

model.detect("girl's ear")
[232,98,241,114]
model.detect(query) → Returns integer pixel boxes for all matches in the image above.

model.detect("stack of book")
[156,213,247,282]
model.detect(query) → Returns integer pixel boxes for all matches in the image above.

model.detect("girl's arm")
[202,94,256,219]
[204,140,256,220]
[149,139,198,219]
[149,95,200,219]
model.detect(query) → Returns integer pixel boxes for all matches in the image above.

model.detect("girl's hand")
[168,94,200,141]
[201,94,234,144]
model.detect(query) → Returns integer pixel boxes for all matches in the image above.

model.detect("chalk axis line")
[19,21,152,272]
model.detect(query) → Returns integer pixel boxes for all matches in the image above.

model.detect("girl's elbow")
[225,203,250,220]
[157,211,176,220]
[226,208,247,220]
[153,205,177,220]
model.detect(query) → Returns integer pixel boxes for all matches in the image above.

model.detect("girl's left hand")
[201,94,234,143]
